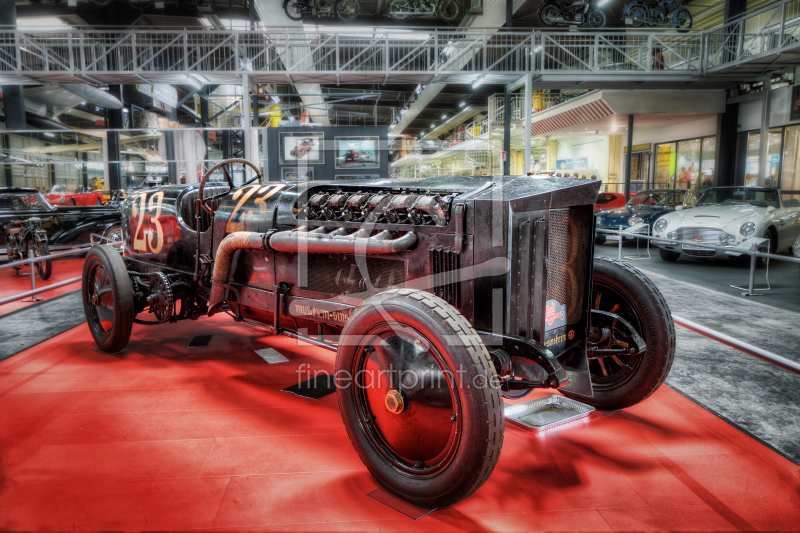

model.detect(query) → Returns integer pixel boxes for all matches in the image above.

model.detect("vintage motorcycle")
[623,0,693,30]
[283,0,361,22]
[386,0,462,22]
[4,218,51,280]
[538,0,609,28]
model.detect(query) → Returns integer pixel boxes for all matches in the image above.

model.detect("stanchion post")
[743,240,757,297]
[22,249,43,303]
[618,225,623,261]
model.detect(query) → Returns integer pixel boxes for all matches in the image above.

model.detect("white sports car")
[652,186,800,262]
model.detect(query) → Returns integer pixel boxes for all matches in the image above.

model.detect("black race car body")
[82,159,675,510]
[0,187,121,250]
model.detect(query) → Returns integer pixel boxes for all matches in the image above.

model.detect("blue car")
[595,189,700,244]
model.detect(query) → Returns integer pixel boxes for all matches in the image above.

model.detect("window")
[654,143,676,189]
[654,136,716,191]
[781,126,800,199]
[697,187,780,208]
[700,137,716,189]
[676,138,701,190]
[745,129,782,187]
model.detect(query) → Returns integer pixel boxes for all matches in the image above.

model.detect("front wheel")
[337,289,503,509]
[562,257,675,410]
[659,248,681,262]
[586,9,607,28]
[284,0,304,20]
[82,245,135,353]
[673,7,692,31]
[31,240,52,280]
[387,0,410,20]
[438,0,461,21]
[334,0,359,21]
[626,5,647,27]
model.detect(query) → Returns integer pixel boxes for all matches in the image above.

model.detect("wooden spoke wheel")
[82,245,134,353]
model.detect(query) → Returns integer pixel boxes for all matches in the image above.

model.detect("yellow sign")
[623,144,652,153]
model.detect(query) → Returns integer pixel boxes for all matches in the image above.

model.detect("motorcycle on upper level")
[538,0,610,28]
[623,0,693,30]
[283,0,361,22]
[386,0,462,22]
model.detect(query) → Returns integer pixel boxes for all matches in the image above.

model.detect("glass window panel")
[745,129,782,187]
[654,142,676,189]
[676,138,701,190]
[700,137,716,189]
[781,125,800,193]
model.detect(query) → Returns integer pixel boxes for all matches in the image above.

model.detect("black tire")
[68,199,77,206]
[182,0,204,5]
[103,224,124,244]
[595,235,607,245]
[31,240,52,281]
[128,0,153,9]
[659,248,681,262]
[387,0,411,20]
[95,197,103,206]
[538,2,560,27]
[563,257,675,410]
[336,289,503,509]
[82,245,134,353]
[334,0,359,21]
[586,9,607,28]
[90,0,113,6]
[284,0,304,20]
[438,0,461,22]
[626,5,647,26]
[673,7,692,31]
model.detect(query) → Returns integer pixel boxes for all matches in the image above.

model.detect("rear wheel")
[673,7,692,31]
[538,2,560,27]
[337,289,503,508]
[334,0,359,21]
[387,0,411,20]
[586,9,607,28]
[563,257,675,410]
[283,0,304,20]
[595,235,607,245]
[627,5,647,26]
[82,245,134,353]
[103,224,123,244]
[659,248,680,262]
[438,0,461,21]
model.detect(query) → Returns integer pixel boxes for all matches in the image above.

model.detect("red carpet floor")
[0,316,799,532]
[0,257,85,316]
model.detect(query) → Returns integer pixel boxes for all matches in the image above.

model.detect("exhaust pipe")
[207,228,416,316]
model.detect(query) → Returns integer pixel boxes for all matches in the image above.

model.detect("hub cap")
[86,261,115,336]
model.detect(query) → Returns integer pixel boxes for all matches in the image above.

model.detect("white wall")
[552,135,608,180]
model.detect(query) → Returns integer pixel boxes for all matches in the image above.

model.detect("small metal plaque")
[255,348,288,364]
[188,335,212,348]
[504,394,595,432]
[282,374,336,400]
[367,488,436,520]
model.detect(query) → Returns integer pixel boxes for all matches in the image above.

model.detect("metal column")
[624,114,634,198]
[524,73,532,175]
[165,108,178,185]
[105,85,124,192]
[758,79,771,184]
[0,0,26,134]
[503,0,513,176]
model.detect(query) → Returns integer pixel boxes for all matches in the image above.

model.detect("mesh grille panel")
[306,255,404,297]
[546,207,592,324]
[430,248,460,308]
[675,227,723,241]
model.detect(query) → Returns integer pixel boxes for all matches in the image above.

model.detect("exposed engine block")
[302,189,454,227]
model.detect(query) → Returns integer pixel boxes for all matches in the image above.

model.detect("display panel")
[282,167,314,181]
[280,132,324,165]
[334,136,379,169]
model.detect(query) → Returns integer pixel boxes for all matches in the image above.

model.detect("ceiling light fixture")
[458,100,466,107]
[441,114,447,120]
[472,75,485,89]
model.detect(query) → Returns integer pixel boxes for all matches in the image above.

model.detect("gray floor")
[596,241,800,313]
[0,291,87,362]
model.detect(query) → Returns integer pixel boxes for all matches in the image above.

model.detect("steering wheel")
[198,159,262,215]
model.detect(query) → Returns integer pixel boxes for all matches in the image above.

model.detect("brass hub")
[91,294,99,306]
[384,389,405,414]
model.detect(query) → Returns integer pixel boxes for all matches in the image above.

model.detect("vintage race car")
[653,186,800,262]
[45,184,106,207]
[81,159,675,509]
[595,189,700,243]
[0,188,122,253]
[290,138,315,159]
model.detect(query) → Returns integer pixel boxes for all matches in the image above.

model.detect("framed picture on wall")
[279,132,324,165]
[792,85,800,121]
[282,167,313,181]
[334,137,379,169]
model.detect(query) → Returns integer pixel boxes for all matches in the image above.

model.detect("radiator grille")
[305,255,404,297]
[674,227,723,242]
[546,207,592,324]
[430,248,460,307]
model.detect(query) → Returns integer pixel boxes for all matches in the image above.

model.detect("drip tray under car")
[504,395,595,431]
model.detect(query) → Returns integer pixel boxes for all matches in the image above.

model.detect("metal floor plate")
[504,395,595,431]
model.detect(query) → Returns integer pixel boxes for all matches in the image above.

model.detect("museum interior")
[1,0,800,531]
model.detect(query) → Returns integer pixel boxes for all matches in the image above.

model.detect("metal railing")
[597,226,800,297]
[0,15,793,85]
[0,235,121,307]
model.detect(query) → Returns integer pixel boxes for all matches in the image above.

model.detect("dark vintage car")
[81,159,675,509]
[289,138,315,159]
[0,188,122,253]
[595,189,700,244]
